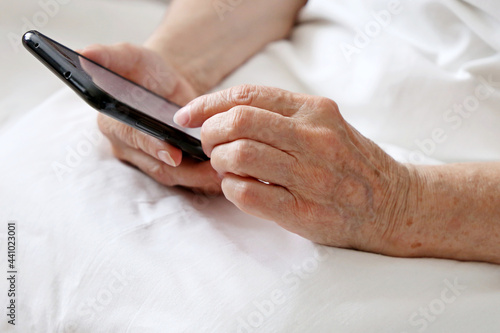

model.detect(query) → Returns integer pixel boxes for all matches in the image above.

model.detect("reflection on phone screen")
[44,36,201,139]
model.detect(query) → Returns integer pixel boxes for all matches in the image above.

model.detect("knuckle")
[200,121,213,144]
[122,126,140,150]
[228,106,249,132]
[316,97,340,117]
[230,140,255,169]
[228,84,258,105]
[200,114,223,150]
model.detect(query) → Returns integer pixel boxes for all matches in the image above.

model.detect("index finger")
[174,85,306,128]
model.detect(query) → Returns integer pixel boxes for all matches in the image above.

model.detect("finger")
[201,106,296,156]
[98,114,183,167]
[221,174,292,222]
[211,139,296,186]
[118,145,221,192]
[174,85,307,128]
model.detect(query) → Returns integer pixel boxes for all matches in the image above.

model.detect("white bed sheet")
[1,0,500,332]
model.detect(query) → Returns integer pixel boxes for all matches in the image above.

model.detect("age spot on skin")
[406,218,413,227]
[411,242,422,249]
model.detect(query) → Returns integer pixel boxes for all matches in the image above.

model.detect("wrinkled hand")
[174,85,413,251]
[81,44,221,194]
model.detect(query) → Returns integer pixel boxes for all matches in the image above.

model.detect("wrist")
[346,158,419,256]
[379,163,500,263]
[365,162,422,256]
[144,0,307,95]
[379,163,428,256]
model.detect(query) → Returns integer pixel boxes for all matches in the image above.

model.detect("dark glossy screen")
[43,35,201,139]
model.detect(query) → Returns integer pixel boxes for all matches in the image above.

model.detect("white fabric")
[1,0,499,332]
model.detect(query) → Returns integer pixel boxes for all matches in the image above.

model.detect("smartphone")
[22,30,208,161]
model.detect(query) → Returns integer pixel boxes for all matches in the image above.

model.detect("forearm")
[144,0,306,95]
[391,163,500,263]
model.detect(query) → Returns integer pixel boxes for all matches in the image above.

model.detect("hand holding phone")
[23,31,223,192]
[23,30,208,162]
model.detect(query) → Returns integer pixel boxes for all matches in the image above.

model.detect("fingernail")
[158,150,177,167]
[173,105,191,127]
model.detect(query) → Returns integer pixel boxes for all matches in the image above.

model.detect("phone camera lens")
[64,71,72,79]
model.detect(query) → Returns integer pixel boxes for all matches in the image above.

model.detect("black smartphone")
[22,30,208,161]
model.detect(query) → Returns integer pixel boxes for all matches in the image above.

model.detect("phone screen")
[41,34,201,140]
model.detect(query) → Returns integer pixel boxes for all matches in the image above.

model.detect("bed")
[1,0,499,332]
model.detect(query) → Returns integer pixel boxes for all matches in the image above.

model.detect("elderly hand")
[174,85,414,251]
[81,44,221,194]
[79,0,306,195]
